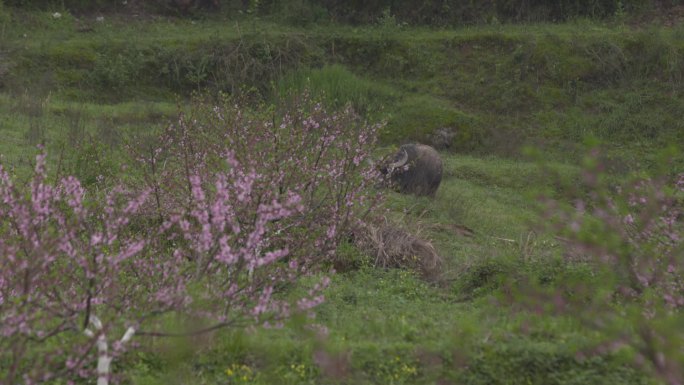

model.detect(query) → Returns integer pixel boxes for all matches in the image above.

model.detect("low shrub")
[459,337,647,385]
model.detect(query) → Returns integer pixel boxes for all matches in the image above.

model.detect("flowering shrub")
[131,92,383,270]
[537,148,684,384]
[0,141,338,383]
[0,95,381,383]
[0,150,155,383]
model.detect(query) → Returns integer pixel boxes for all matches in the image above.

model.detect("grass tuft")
[354,216,443,280]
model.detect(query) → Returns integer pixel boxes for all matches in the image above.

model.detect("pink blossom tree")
[0,150,153,384]
[1,95,381,383]
[535,148,684,384]
[131,92,383,270]
[0,147,330,384]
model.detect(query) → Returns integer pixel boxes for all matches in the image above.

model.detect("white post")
[84,316,136,385]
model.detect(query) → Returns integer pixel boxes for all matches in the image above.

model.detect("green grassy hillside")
[3,13,684,158]
[0,6,681,384]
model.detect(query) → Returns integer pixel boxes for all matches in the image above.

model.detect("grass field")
[0,5,682,384]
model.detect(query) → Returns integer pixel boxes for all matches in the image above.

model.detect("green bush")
[260,0,329,25]
[458,337,648,385]
[382,94,481,149]
[4,0,121,10]
[453,257,515,299]
[275,64,395,115]
[260,0,658,25]
[61,138,118,187]
[2,0,665,24]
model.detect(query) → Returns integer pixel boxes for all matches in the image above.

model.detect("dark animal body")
[381,144,443,197]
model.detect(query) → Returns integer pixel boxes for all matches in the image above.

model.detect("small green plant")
[89,51,143,97]
[63,138,117,187]
[614,0,626,21]
[377,7,400,30]
[225,363,255,384]
[275,65,395,116]
[356,352,419,384]
[247,0,260,15]
[274,362,317,383]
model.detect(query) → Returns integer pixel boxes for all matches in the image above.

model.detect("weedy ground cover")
[0,5,682,384]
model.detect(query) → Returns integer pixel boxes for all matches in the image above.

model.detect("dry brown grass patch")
[354,216,443,280]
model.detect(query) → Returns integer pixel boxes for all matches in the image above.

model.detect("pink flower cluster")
[1,93,379,384]
[1,150,154,383]
[541,149,684,384]
[131,92,384,270]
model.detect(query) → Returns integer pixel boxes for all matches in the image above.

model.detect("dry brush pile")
[353,215,443,280]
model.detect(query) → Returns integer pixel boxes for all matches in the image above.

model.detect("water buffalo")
[380,143,443,197]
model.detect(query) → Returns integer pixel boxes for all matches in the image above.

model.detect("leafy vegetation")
[1,0,673,24]
[0,2,683,384]
[4,14,684,163]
